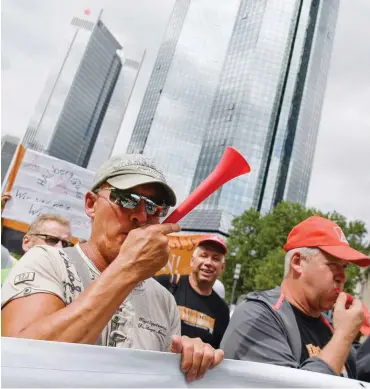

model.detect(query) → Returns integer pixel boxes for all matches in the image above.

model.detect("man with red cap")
[155,235,230,348]
[221,215,369,379]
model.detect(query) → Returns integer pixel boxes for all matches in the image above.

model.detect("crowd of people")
[1,153,369,383]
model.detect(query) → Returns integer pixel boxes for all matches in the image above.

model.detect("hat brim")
[107,174,177,206]
[198,239,227,254]
[319,245,370,267]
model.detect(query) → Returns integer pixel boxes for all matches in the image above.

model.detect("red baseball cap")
[283,215,370,267]
[197,235,227,254]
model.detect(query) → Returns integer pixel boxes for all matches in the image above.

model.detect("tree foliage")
[222,201,370,302]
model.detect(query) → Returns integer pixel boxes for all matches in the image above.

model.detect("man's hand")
[333,292,364,343]
[1,192,11,212]
[116,223,181,282]
[170,335,224,382]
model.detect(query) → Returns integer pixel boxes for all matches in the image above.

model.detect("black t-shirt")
[291,304,357,378]
[154,275,230,348]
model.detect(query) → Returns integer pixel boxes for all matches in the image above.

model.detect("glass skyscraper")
[127,0,339,230]
[1,135,19,185]
[23,12,144,170]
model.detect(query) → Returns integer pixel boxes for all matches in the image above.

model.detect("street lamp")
[229,263,241,307]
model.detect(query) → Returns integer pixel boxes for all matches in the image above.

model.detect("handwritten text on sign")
[2,149,95,239]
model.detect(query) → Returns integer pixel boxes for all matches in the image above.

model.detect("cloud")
[306,0,370,234]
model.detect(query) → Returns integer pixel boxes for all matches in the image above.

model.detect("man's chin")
[198,275,216,285]
[321,300,335,312]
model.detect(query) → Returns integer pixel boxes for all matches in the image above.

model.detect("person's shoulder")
[246,286,281,302]
[357,336,370,359]
[233,291,278,320]
[17,245,63,264]
[22,244,63,256]
[220,297,230,313]
[147,277,175,301]
[1,245,71,307]
[153,273,171,288]
[146,277,178,312]
[211,291,229,311]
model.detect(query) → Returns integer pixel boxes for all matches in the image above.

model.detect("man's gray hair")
[284,247,320,276]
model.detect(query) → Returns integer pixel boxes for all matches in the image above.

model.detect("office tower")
[127,0,339,232]
[87,45,145,171]
[1,135,20,184]
[23,12,144,169]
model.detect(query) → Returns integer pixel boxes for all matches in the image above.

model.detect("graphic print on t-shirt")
[305,343,321,358]
[291,305,349,377]
[178,306,215,334]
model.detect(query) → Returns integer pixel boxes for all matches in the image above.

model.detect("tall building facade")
[1,135,19,185]
[127,0,339,230]
[23,12,144,170]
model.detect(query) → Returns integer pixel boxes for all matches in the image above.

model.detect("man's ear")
[290,252,303,276]
[85,191,97,219]
[22,235,31,252]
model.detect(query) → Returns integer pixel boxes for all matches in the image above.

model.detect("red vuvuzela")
[162,147,251,224]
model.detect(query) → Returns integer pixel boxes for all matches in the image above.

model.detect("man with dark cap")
[156,235,230,348]
[2,154,224,383]
[221,215,369,379]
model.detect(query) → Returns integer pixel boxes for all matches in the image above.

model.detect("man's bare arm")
[2,223,180,344]
[2,259,137,343]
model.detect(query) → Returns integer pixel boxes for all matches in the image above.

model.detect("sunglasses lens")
[145,200,157,215]
[109,189,170,217]
[45,237,60,246]
[110,190,138,209]
[158,206,170,217]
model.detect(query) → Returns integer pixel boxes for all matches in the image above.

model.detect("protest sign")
[2,147,94,240]
[2,337,367,388]
[157,234,208,275]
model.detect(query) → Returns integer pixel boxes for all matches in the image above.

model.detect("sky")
[1,0,370,234]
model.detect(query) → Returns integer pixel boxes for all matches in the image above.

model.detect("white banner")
[1,337,368,388]
[2,149,94,239]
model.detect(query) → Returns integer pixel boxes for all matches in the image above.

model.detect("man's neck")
[79,241,111,273]
[188,273,213,296]
[281,278,321,318]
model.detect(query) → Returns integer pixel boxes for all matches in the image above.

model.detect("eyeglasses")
[31,234,73,248]
[96,187,170,217]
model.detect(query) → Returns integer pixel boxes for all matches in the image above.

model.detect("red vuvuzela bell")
[163,147,251,224]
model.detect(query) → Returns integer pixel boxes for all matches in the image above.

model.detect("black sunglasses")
[97,187,170,217]
[31,234,73,248]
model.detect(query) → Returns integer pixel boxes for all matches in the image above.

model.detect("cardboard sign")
[157,234,207,275]
[2,147,94,240]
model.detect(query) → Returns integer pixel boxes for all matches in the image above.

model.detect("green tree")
[222,201,370,302]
